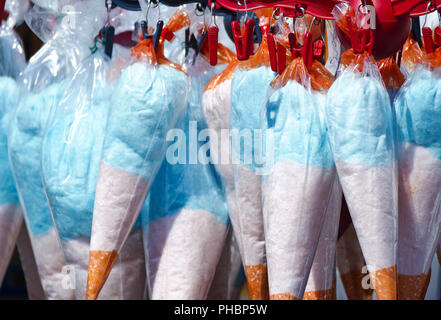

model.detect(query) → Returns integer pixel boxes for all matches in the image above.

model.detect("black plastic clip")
[101,25,115,59]
[135,19,164,52]
[185,27,208,65]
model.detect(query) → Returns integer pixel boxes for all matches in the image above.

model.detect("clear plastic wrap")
[378,57,406,103]
[24,3,66,44]
[202,58,242,297]
[0,3,26,78]
[86,9,190,300]
[394,54,441,299]
[261,56,339,300]
[8,0,104,299]
[402,37,426,74]
[326,48,398,299]
[138,16,232,298]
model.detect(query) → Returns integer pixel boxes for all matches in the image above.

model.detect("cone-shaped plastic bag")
[326,49,398,300]
[228,17,276,301]
[337,219,374,300]
[41,39,147,300]
[394,41,441,299]
[261,56,337,299]
[202,60,244,299]
[8,0,103,299]
[139,43,230,299]
[299,63,342,301]
[87,10,189,300]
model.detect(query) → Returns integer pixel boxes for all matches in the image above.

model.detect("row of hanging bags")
[86,6,189,300]
[394,28,441,299]
[327,2,398,300]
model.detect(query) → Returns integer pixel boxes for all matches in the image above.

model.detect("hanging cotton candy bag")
[261,49,338,299]
[394,36,441,299]
[7,1,98,299]
[86,8,189,300]
[228,10,276,300]
[40,8,148,298]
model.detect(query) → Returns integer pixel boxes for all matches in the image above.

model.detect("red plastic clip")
[208,26,219,66]
[288,31,314,68]
[231,19,255,60]
[434,26,441,47]
[276,42,286,74]
[423,27,435,53]
[267,32,287,74]
[345,13,374,55]
[267,33,278,72]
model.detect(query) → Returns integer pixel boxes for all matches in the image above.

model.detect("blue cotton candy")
[42,81,108,241]
[141,59,229,226]
[326,72,394,166]
[0,77,19,205]
[230,66,276,170]
[394,68,441,160]
[9,82,64,236]
[42,55,142,242]
[102,62,188,180]
[264,80,334,169]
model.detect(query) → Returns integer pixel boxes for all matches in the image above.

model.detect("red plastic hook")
[231,19,255,60]
[208,25,219,66]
